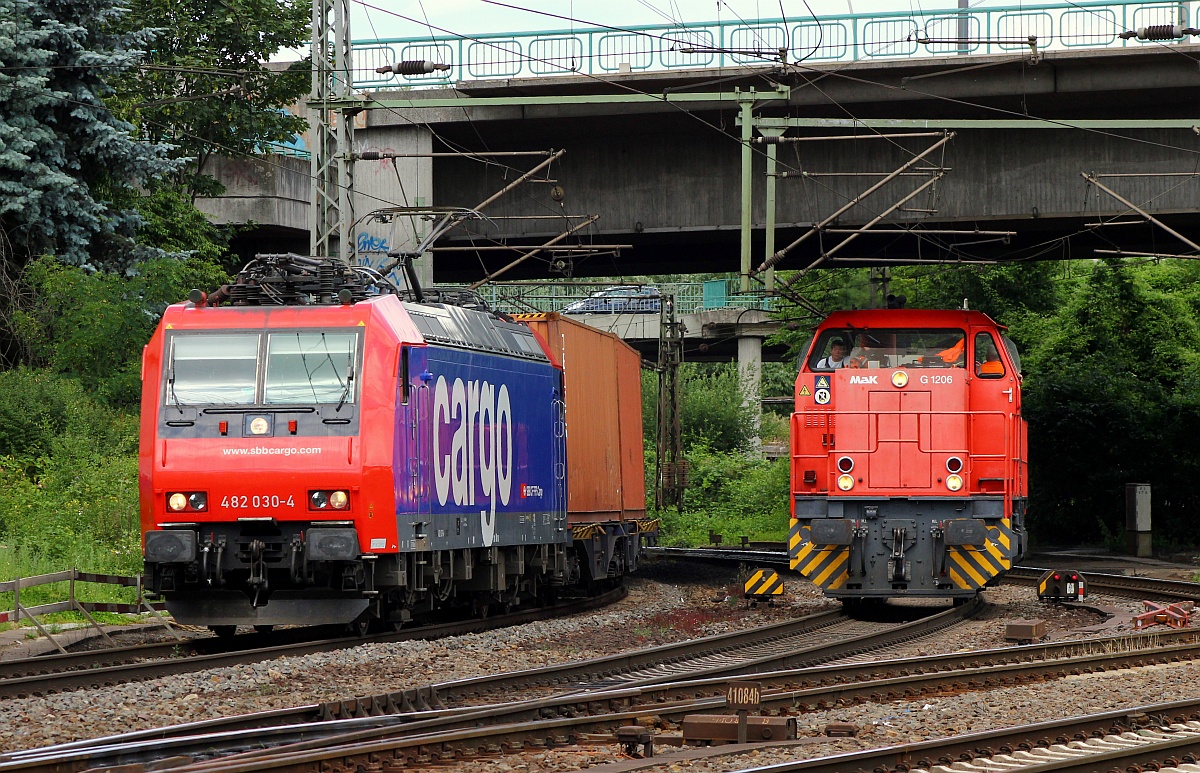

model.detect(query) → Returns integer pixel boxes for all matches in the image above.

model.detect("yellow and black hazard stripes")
[945,517,1015,590]
[787,517,805,568]
[744,569,784,597]
[788,518,850,591]
[572,523,604,540]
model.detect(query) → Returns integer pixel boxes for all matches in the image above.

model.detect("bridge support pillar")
[352,124,435,289]
[737,335,763,452]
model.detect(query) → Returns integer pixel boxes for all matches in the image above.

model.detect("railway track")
[15,600,1200,773]
[649,546,1200,601]
[0,600,982,772]
[1005,566,1200,600]
[162,629,1200,773]
[8,559,1200,772]
[0,589,626,700]
[724,698,1200,773]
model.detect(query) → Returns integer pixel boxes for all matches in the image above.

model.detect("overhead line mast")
[310,0,355,263]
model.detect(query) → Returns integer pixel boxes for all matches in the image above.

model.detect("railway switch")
[681,715,797,745]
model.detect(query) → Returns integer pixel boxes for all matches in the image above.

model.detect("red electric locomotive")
[139,255,652,634]
[789,308,1027,600]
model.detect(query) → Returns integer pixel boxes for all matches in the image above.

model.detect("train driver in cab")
[975,334,1006,377]
[847,333,885,368]
[815,337,851,369]
[937,337,966,367]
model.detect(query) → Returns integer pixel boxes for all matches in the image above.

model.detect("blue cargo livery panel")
[395,345,567,553]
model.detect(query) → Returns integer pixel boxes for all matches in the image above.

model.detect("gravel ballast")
[0,560,1183,772]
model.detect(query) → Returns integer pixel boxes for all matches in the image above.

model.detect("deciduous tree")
[112,0,310,198]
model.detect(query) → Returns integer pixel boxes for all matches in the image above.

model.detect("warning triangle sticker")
[815,375,830,389]
[798,385,811,397]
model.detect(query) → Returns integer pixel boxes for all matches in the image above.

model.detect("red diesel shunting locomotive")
[789,308,1028,600]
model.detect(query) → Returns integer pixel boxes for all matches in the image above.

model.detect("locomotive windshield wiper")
[167,358,185,414]
[333,336,353,412]
[336,369,353,412]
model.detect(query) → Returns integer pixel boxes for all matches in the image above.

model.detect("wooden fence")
[0,570,177,653]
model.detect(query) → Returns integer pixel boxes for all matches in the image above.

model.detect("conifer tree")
[0,0,178,271]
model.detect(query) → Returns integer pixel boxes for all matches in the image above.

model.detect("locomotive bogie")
[150,541,575,627]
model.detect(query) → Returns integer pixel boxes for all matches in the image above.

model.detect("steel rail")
[0,607,848,758]
[645,546,792,566]
[424,607,848,702]
[0,622,408,682]
[0,588,625,700]
[145,626,1200,773]
[0,602,981,772]
[646,548,1200,601]
[1006,566,1200,601]
[703,698,1200,773]
[11,564,1200,771]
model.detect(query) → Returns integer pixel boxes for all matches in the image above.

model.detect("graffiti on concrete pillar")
[357,232,390,253]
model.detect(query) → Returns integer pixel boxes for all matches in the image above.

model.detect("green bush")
[12,254,228,406]
[642,364,757,454]
[655,446,791,546]
[0,371,140,576]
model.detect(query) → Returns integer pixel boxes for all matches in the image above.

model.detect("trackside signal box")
[1037,569,1086,602]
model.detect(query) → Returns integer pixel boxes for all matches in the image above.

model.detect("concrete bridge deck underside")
[200,45,1200,284]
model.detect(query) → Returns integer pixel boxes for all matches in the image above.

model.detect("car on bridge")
[562,286,661,314]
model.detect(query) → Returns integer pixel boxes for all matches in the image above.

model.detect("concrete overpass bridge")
[201,39,1200,295]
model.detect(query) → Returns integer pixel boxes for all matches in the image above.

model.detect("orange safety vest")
[938,339,965,363]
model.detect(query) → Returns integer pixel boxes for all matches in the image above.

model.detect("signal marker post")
[726,681,761,744]
[744,569,784,606]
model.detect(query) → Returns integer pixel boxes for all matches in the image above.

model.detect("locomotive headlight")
[188,492,207,511]
[168,493,188,512]
[329,490,349,510]
[891,370,909,388]
[310,491,329,509]
[946,474,964,492]
[249,417,270,435]
[837,474,855,491]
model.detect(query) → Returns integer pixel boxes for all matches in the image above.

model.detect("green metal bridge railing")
[353,1,1189,90]
[475,279,773,317]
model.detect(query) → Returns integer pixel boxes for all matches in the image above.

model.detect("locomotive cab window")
[264,332,358,405]
[167,334,259,405]
[1001,335,1022,375]
[165,330,359,406]
[807,329,966,370]
[974,332,1006,378]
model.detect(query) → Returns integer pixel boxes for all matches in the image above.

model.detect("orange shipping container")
[515,313,646,524]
